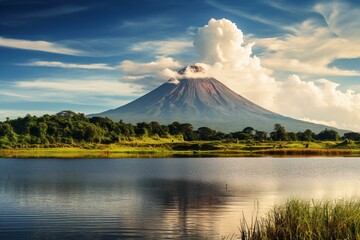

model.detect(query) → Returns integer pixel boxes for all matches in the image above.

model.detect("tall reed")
[239,198,360,240]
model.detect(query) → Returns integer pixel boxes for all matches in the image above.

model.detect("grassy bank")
[1,137,360,158]
[238,199,360,240]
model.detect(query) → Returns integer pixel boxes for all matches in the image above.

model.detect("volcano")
[90,66,344,133]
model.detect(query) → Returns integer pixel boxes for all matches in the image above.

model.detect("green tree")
[231,131,253,141]
[255,131,267,141]
[135,122,150,136]
[317,129,340,141]
[344,132,360,141]
[299,129,315,141]
[287,132,297,141]
[270,124,288,141]
[242,127,255,134]
[84,123,102,142]
[197,127,215,140]
[0,122,17,145]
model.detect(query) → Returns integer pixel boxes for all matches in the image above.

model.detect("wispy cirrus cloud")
[15,78,141,96]
[0,3,90,26]
[206,0,284,29]
[22,5,90,19]
[260,0,308,14]
[21,60,116,70]
[131,39,192,55]
[0,36,83,55]
[315,1,360,38]
[118,17,176,31]
[254,0,360,77]
[255,24,360,76]
[0,76,143,116]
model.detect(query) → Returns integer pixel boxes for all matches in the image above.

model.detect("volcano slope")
[90,66,346,133]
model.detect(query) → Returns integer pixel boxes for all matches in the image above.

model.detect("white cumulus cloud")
[192,18,360,131]
[274,75,360,131]
[193,18,280,108]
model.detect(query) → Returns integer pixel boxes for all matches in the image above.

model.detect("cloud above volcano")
[120,17,360,131]
[192,18,360,131]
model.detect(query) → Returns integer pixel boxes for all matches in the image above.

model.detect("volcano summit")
[90,66,342,133]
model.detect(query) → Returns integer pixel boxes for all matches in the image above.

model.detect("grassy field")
[237,198,360,240]
[1,136,360,158]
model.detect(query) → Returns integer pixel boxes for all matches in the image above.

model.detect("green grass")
[238,199,360,240]
[1,138,360,158]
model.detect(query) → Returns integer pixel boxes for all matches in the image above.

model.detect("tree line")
[0,111,359,148]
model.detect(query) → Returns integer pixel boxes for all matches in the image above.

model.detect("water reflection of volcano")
[140,178,229,207]
[136,179,232,238]
[1,176,240,239]
[2,173,260,238]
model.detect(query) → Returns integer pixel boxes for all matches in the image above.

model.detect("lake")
[1,157,360,239]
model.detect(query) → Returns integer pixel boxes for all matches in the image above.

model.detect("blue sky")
[1,0,360,130]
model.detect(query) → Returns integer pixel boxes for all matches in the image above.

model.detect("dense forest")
[0,110,359,149]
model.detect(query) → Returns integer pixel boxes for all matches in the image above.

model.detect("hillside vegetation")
[0,111,360,157]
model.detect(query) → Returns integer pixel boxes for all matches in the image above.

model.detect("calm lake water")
[1,157,360,239]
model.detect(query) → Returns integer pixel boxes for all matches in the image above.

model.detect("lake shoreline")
[1,143,360,158]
